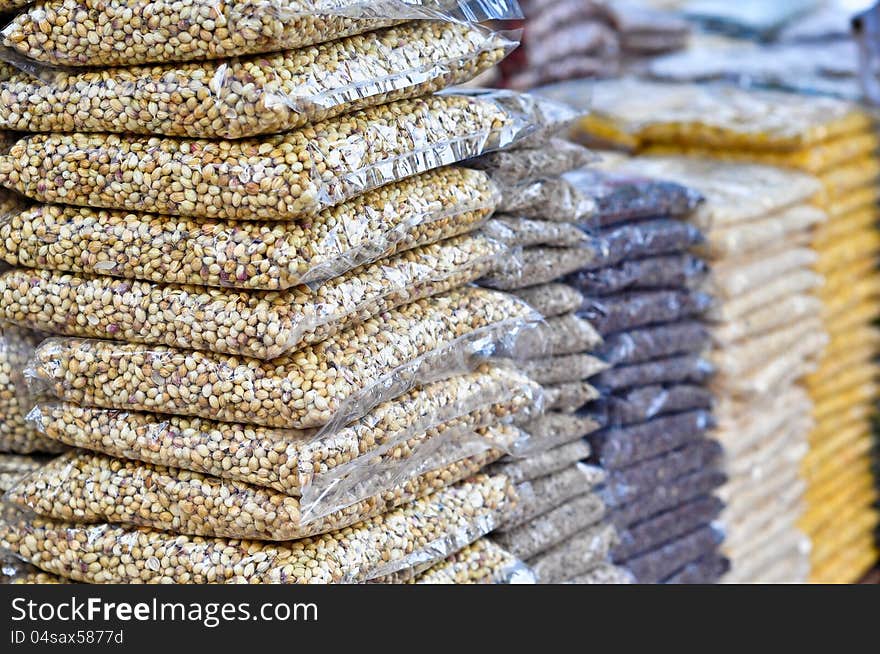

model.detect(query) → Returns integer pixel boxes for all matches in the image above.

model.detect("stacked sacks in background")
[0,0,567,584]
[601,155,826,583]
[557,78,880,583]
[471,138,631,584]
[560,163,723,584]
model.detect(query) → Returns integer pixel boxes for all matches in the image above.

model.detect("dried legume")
[513,283,583,318]
[413,539,534,584]
[520,353,609,385]
[0,473,517,584]
[0,167,498,289]
[0,233,504,359]
[566,254,709,296]
[26,288,538,429]
[520,412,601,454]
[492,439,593,484]
[486,216,590,248]
[482,246,599,290]
[505,464,601,529]
[6,446,501,540]
[516,313,602,360]
[467,138,594,186]
[0,22,513,139]
[0,93,527,221]
[529,523,618,584]
[543,380,600,413]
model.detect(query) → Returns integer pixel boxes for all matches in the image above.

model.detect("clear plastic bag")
[598,321,711,366]
[513,283,583,318]
[702,205,825,258]
[566,254,710,296]
[493,491,606,560]
[586,219,705,271]
[515,313,602,360]
[611,467,727,529]
[579,290,713,336]
[519,413,602,455]
[502,463,602,530]
[0,167,499,290]
[466,139,595,186]
[0,233,505,360]
[28,363,538,496]
[1,556,69,584]
[528,522,619,584]
[712,294,821,345]
[663,551,730,584]
[0,473,518,584]
[491,439,592,485]
[0,325,66,455]
[601,384,713,427]
[612,495,723,562]
[0,91,540,221]
[485,216,591,248]
[593,355,715,392]
[710,247,818,299]
[0,22,515,139]
[481,245,599,291]
[711,318,824,377]
[543,380,600,413]
[709,268,823,323]
[495,167,702,226]
[0,454,52,492]
[591,410,715,470]
[404,539,536,584]
[25,287,539,430]
[0,0,522,67]
[602,439,723,508]
[565,563,634,584]
[520,353,609,385]
[621,525,723,584]
[4,445,503,540]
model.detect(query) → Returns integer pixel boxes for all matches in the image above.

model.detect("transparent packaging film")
[28,363,538,496]
[493,491,606,561]
[513,283,583,318]
[702,205,826,258]
[565,563,634,584]
[712,294,822,346]
[0,453,53,492]
[612,467,727,529]
[565,254,710,296]
[24,287,540,430]
[528,522,619,584]
[602,439,723,508]
[579,290,713,336]
[0,233,506,360]
[710,247,818,299]
[543,380,600,413]
[591,410,715,470]
[481,246,597,291]
[0,473,518,584]
[0,0,523,67]
[0,167,500,290]
[491,439,592,485]
[502,463,603,531]
[584,219,705,272]
[403,539,536,584]
[0,325,66,454]
[0,91,545,221]
[621,525,723,584]
[600,384,713,427]
[593,355,715,393]
[4,444,503,540]
[485,216,591,249]
[597,321,711,366]
[520,353,609,386]
[0,22,516,139]
[709,268,823,323]
[466,138,595,187]
[612,495,723,562]
[515,313,602,360]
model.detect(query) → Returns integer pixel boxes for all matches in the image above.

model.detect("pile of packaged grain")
[560,78,880,584]
[0,0,568,585]
[464,137,631,584]
[601,155,826,583]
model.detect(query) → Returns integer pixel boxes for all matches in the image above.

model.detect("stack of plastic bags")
[601,155,826,583]
[0,0,569,585]
[558,78,880,583]
[503,0,690,89]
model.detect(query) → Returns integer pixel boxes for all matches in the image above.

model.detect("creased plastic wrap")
[513,283,583,318]
[28,363,538,500]
[503,463,606,530]
[565,563,634,584]
[495,167,702,226]
[0,22,516,139]
[566,254,709,296]
[612,468,727,529]
[579,290,713,336]
[601,384,713,426]
[24,287,540,431]
[4,443,508,540]
[0,325,65,455]
[515,313,602,360]
[0,0,523,67]
[0,167,500,290]
[593,355,716,392]
[621,525,724,584]
[493,491,606,560]
[388,539,536,584]
[519,412,602,455]
[485,216,590,248]
[585,219,705,271]
[466,138,594,186]
[0,234,505,359]
[520,353,609,385]
[0,454,52,492]
[0,473,518,584]
[529,523,618,584]
[597,321,711,365]
[0,91,543,221]
[492,439,592,485]
[543,380,600,413]
[613,495,724,562]
[591,410,715,469]
[481,245,598,290]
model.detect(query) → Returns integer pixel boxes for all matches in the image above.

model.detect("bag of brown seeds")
[466,138,595,186]
[0,167,500,290]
